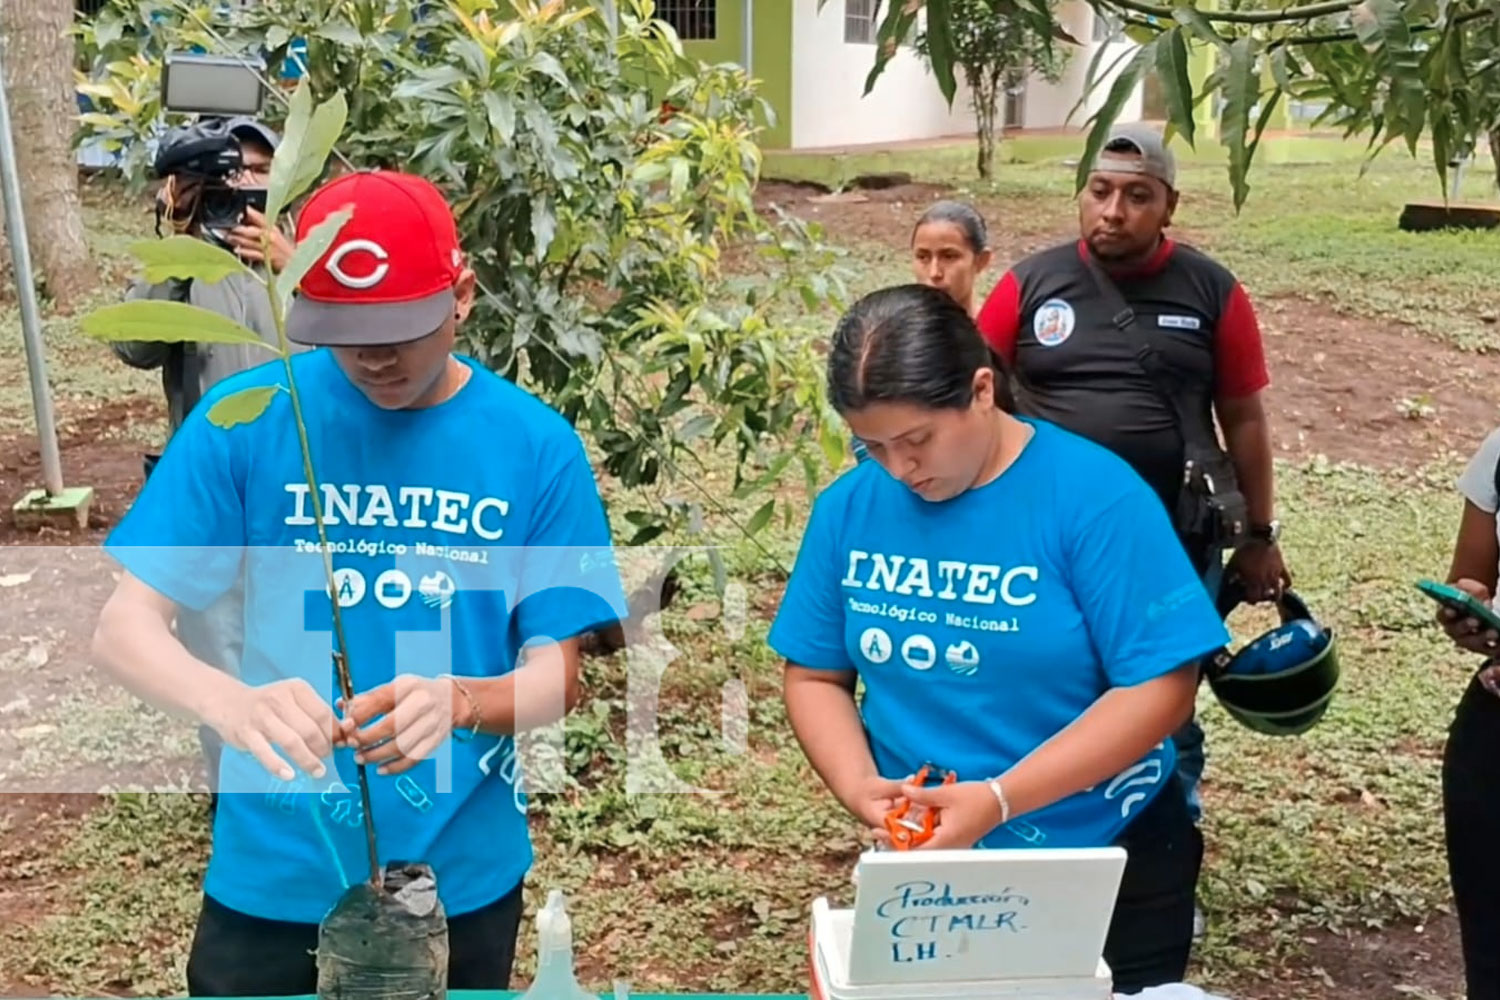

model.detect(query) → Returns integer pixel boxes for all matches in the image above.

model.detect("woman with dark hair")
[910,200,993,317]
[769,284,1230,995]
[853,201,996,467]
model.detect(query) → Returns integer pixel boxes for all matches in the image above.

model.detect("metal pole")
[742,0,754,75]
[0,47,65,496]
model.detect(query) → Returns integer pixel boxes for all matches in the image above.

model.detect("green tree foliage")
[74,0,850,552]
[832,0,1500,208]
[914,0,1072,179]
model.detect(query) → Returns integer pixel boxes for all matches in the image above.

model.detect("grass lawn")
[2,132,1498,1000]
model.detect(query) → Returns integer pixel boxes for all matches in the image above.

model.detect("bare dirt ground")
[0,182,1488,1000]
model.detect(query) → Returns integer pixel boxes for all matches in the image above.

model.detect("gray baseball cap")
[1088,122,1176,190]
[226,116,281,152]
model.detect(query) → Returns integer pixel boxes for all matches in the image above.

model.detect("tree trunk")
[0,0,93,310]
[973,74,999,181]
[1490,127,1500,194]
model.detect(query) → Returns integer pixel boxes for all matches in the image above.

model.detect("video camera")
[153,119,269,234]
[153,53,272,247]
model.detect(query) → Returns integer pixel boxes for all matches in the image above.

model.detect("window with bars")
[845,0,879,44]
[657,0,717,41]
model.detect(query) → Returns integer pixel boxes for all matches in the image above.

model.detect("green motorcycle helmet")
[1204,578,1340,737]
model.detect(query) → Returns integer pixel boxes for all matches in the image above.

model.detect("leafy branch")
[79,80,385,888]
[840,0,1500,209]
[1105,0,1360,25]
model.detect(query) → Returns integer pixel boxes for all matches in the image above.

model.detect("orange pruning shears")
[883,763,957,850]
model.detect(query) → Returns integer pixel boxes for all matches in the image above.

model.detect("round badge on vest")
[1034,298,1076,347]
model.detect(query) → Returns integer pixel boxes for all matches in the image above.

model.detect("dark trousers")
[185,882,525,997]
[1172,549,1225,827]
[1443,670,1500,1000]
[199,725,222,817]
[1104,774,1204,995]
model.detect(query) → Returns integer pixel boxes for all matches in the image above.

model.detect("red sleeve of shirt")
[975,271,1022,364]
[1215,282,1270,398]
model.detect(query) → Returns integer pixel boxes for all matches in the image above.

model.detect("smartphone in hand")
[1417,578,1500,633]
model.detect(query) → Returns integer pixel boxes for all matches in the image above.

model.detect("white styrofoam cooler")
[808,897,1114,1000]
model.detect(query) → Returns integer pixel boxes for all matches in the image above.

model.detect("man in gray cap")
[975,121,1287,945]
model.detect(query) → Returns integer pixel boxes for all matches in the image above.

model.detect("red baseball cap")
[286,171,465,347]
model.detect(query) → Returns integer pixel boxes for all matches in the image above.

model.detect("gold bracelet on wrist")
[440,674,482,742]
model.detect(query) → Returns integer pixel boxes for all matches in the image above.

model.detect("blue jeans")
[1175,555,1225,826]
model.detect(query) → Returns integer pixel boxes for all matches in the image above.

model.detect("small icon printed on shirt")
[901,634,937,671]
[328,568,366,608]
[1034,298,1075,348]
[945,640,980,676]
[418,571,456,609]
[320,781,364,829]
[1104,758,1164,818]
[395,775,434,813]
[374,569,413,609]
[860,627,893,665]
[1006,819,1048,845]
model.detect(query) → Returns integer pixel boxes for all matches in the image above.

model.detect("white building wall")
[1018,2,1144,129]
[789,0,976,149]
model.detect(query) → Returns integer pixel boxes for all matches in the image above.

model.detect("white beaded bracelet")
[987,778,1011,825]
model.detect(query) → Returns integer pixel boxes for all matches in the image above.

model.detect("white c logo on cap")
[325,239,390,289]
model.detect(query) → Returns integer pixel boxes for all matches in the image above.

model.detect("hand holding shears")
[880,763,957,850]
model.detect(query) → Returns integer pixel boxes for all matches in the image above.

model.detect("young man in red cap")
[93,170,626,995]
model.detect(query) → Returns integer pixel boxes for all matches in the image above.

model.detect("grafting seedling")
[318,861,449,1000]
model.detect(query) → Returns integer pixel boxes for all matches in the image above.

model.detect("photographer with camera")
[114,116,298,445]
[112,115,303,809]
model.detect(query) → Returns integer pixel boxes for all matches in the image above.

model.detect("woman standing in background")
[1434,426,1500,1000]
[909,199,994,317]
[854,200,995,464]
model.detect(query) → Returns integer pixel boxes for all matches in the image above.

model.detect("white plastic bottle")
[520,889,599,1000]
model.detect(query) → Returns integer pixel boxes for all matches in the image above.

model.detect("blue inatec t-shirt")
[768,418,1229,849]
[105,349,625,924]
